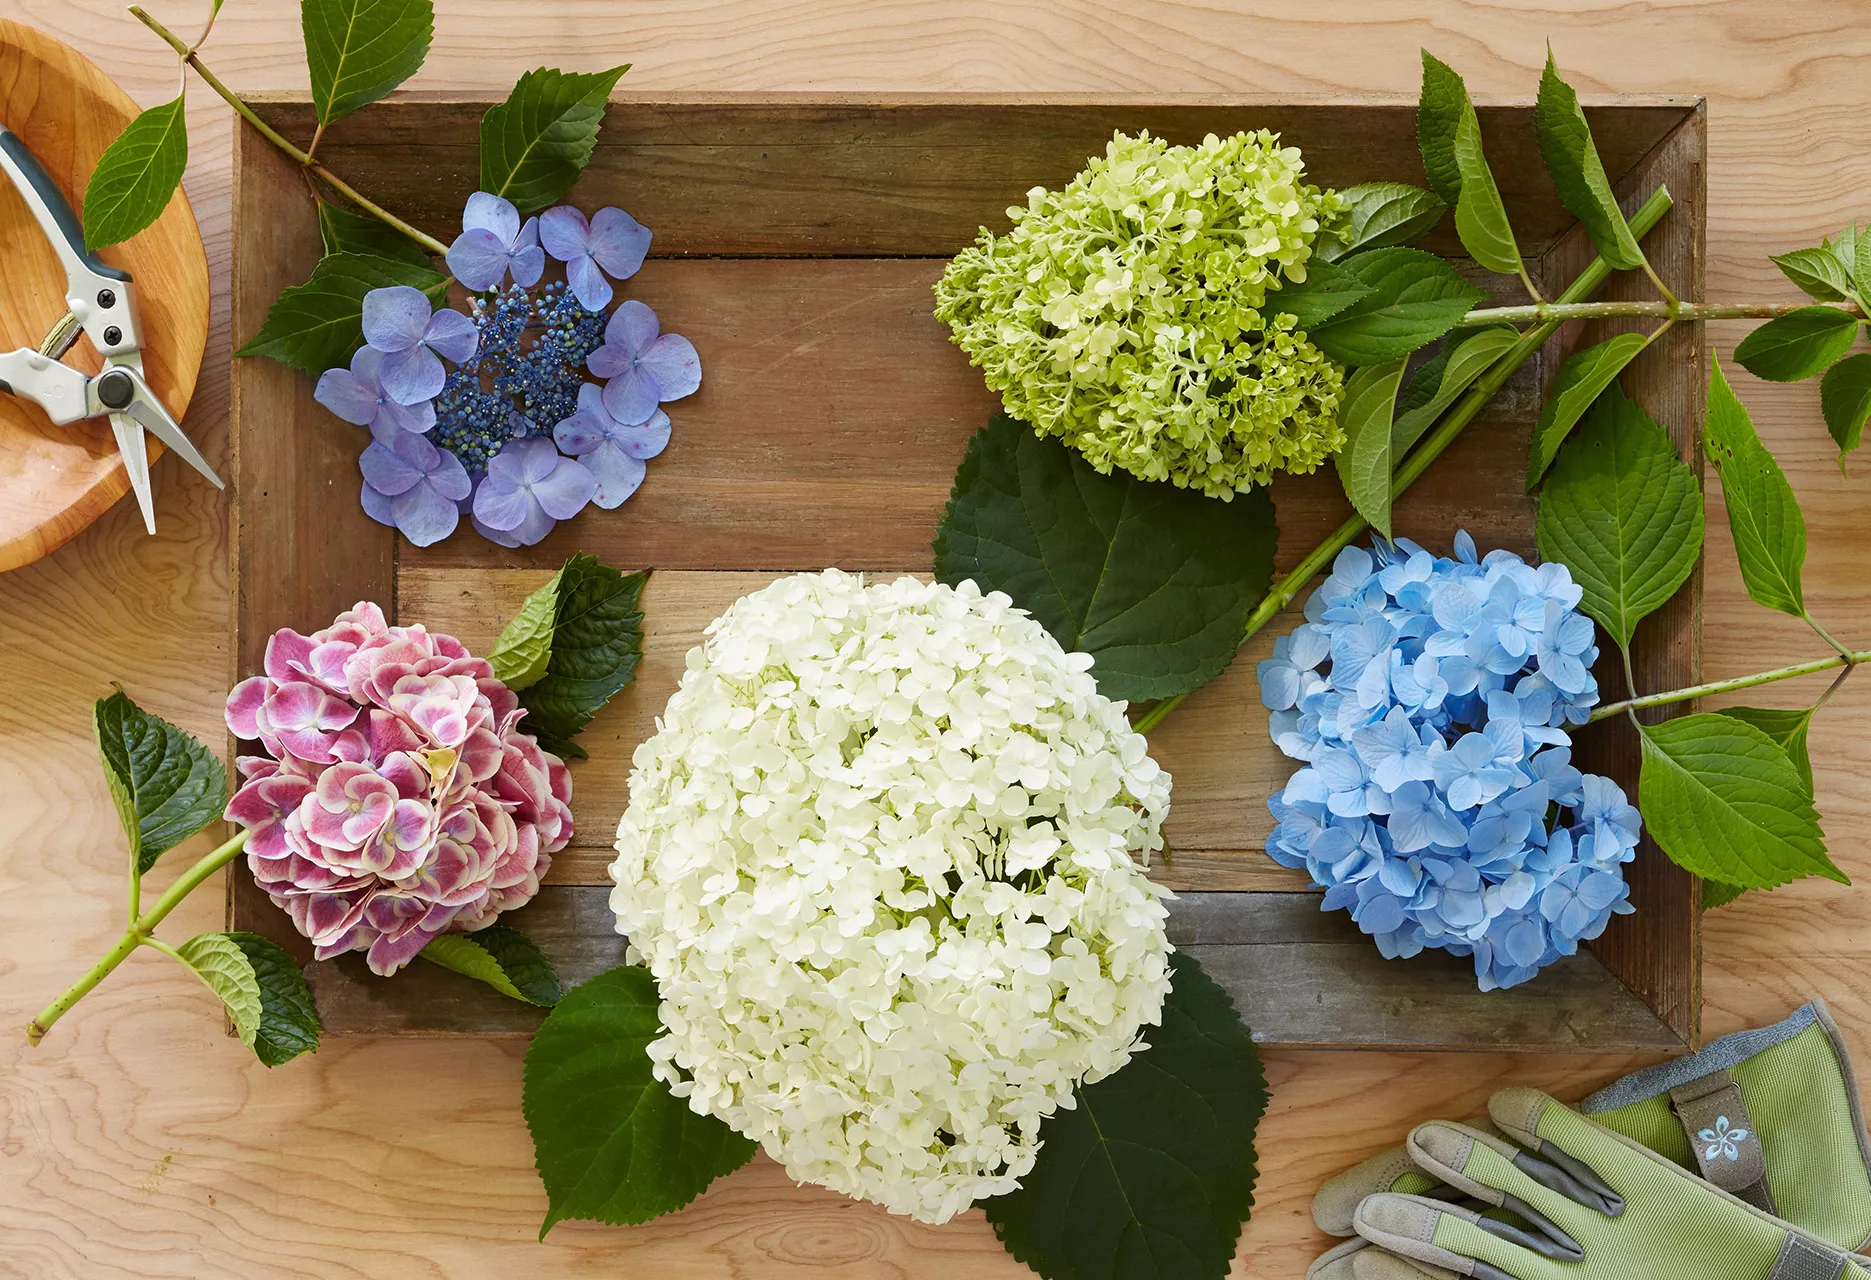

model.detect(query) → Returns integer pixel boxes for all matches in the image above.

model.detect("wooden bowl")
[0,18,209,571]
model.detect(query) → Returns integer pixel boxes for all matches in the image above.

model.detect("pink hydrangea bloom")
[224,602,573,975]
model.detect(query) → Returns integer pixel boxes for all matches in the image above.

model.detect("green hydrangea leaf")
[1820,352,1871,471]
[237,252,449,377]
[933,415,1277,703]
[317,201,431,267]
[1855,227,1871,305]
[1733,307,1859,383]
[1313,182,1446,263]
[1535,384,1703,649]
[1333,359,1407,540]
[481,66,631,215]
[94,689,226,876]
[524,965,756,1235]
[1702,878,1749,910]
[1638,713,1841,890]
[1771,244,1854,303]
[1524,332,1649,489]
[224,932,321,1066]
[1451,103,1521,276]
[1534,50,1647,273]
[1416,52,1467,210]
[81,96,188,251]
[176,933,263,1049]
[487,570,564,691]
[303,0,434,129]
[516,555,648,760]
[420,925,562,1007]
[1265,259,1371,329]
[983,953,1267,1280]
[1393,326,1520,457]
[1706,354,1808,617]
[1713,705,1815,796]
[1307,247,1487,367]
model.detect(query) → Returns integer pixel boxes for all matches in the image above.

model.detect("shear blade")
[126,397,225,489]
[110,413,156,534]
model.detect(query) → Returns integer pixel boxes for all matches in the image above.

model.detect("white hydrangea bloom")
[611,570,1173,1224]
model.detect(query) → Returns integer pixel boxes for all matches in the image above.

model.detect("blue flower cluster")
[314,192,700,547]
[1258,532,1641,991]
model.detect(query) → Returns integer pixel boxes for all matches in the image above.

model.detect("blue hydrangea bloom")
[1259,533,1639,992]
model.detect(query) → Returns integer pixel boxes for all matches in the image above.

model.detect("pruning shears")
[0,125,222,534]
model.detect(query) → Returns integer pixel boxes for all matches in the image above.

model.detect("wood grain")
[0,18,210,571]
[6,4,1871,1277]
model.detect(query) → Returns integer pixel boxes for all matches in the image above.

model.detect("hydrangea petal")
[392,482,461,546]
[446,227,516,292]
[377,343,447,406]
[599,363,659,425]
[640,333,702,401]
[462,191,521,244]
[359,441,424,496]
[315,366,381,426]
[360,285,432,354]
[564,255,613,311]
[583,442,647,508]
[531,455,597,520]
[537,205,590,261]
[422,308,480,364]
[587,207,651,280]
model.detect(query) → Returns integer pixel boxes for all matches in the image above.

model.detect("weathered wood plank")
[1532,105,1706,1049]
[247,94,1692,261]
[314,887,1679,1051]
[397,256,1542,574]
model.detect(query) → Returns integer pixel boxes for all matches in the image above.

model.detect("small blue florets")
[1259,531,1640,992]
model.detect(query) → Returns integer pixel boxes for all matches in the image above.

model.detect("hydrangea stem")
[129,6,450,259]
[1464,299,1865,326]
[26,828,250,1046]
[1131,185,1677,737]
[1588,649,1870,723]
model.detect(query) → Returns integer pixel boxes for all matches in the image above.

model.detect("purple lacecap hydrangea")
[312,192,699,548]
[1258,532,1640,992]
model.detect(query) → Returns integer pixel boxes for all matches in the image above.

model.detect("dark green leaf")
[1308,247,1487,367]
[1524,332,1650,488]
[1822,352,1871,471]
[94,689,226,875]
[1332,360,1407,539]
[1706,354,1808,617]
[1712,705,1815,796]
[1536,384,1703,649]
[1314,182,1446,263]
[524,965,756,1235]
[1732,307,1859,383]
[984,953,1267,1280]
[1265,259,1371,330]
[1771,245,1854,303]
[1392,326,1520,456]
[237,252,448,376]
[516,555,647,759]
[318,201,431,267]
[82,96,188,250]
[480,66,631,215]
[228,932,320,1066]
[488,570,563,691]
[1416,51,1467,209]
[1702,879,1749,911]
[933,415,1277,702]
[1452,103,1521,275]
[1638,713,1841,890]
[303,0,434,128]
[421,925,562,1006]
[177,933,262,1047]
[1534,51,1647,272]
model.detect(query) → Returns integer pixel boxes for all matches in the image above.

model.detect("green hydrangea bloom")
[934,129,1350,499]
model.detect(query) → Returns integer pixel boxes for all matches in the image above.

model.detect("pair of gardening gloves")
[1309,1003,1871,1280]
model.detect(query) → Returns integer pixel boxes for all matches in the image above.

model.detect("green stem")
[1587,649,1871,723]
[129,6,449,259]
[1463,298,1865,327]
[1131,186,1676,738]
[26,828,250,1046]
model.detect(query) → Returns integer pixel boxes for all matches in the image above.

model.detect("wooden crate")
[230,92,1705,1051]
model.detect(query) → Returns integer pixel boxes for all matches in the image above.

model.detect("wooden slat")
[226,120,399,965]
[248,94,1692,260]
[397,256,1542,574]
[1533,105,1706,1049]
[315,887,1679,1051]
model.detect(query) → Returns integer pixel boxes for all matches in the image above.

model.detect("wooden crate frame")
[230,92,1705,1051]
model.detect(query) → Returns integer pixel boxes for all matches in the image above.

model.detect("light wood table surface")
[3,2,1867,1276]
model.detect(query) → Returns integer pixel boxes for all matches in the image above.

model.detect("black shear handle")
[0,126,131,284]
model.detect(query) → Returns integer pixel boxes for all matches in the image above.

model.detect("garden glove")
[1352,1086,1870,1280]
[1313,1002,1871,1248]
